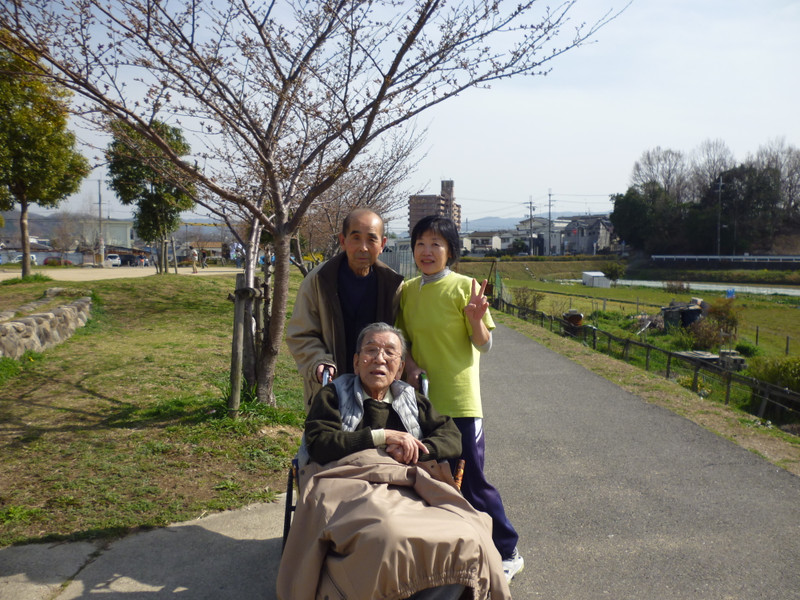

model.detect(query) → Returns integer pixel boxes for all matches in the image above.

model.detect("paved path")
[1,324,799,599]
[0,265,241,283]
[615,278,800,297]
[482,325,800,599]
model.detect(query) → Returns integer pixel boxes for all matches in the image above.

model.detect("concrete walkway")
[482,325,800,599]
[2,324,799,599]
[0,265,242,283]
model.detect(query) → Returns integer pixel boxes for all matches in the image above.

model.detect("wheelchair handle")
[419,372,429,396]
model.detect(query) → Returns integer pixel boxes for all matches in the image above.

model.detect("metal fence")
[380,249,418,279]
[492,289,800,423]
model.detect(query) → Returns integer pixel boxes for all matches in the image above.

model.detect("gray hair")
[355,322,407,359]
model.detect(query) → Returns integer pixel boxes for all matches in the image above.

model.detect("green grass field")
[456,260,800,359]
[0,272,306,547]
[1,262,798,548]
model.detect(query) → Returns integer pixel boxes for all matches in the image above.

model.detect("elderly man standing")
[278,323,511,600]
[286,209,404,412]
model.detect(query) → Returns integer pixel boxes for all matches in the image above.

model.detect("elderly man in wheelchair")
[277,322,511,600]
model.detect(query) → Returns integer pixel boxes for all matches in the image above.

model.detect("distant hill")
[463,213,609,232]
[464,216,521,232]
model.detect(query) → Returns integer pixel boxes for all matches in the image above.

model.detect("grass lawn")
[1,263,798,549]
[0,272,306,547]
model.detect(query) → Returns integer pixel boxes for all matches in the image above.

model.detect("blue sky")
[389,0,800,232]
[59,0,799,235]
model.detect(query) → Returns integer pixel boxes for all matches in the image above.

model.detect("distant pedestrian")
[201,250,208,268]
[190,247,198,273]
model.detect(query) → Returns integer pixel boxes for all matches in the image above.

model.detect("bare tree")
[298,128,427,264]
[689,138,734,202]
[1,0,625,405]
[630,146,691,204]
[50,211,82,261]
[785,147,800,219]
[750,137,800,219]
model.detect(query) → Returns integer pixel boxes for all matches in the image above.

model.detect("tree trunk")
[229,273,245,417]
[153,239,161,273]
[19,198,31,278]
[241,224,262,389]
[292,236,309,276]
[162,239,169,273]
[171,237,179,274]
[255,232,292,406]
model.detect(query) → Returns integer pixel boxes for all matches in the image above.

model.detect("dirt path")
[0,265,242,283]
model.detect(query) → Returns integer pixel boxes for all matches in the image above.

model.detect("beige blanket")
[277,450,511,600]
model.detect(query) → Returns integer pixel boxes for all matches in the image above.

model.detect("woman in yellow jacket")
[396,215,523,583]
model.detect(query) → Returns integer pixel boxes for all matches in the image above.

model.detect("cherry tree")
[0,0,624,404]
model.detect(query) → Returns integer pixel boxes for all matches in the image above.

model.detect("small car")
[106,253,121,266]
[12,254,37,265]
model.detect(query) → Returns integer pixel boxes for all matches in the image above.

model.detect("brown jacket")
[277,450,511,600]
[286,253,404,411]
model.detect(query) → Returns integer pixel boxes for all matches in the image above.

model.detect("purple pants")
[450,417,519,559]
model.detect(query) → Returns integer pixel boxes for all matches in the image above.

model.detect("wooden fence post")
[229,273,257,419]
[724,371,732,405]
[757,384,769,419]
[666,354,672,379]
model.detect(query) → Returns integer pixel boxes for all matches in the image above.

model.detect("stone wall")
[0,290,92,360]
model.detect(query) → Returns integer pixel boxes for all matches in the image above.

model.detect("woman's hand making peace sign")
[464,278,489,322]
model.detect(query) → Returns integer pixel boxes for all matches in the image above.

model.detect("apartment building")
[408,180,462,234]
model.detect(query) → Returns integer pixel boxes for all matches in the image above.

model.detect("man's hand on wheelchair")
[384,430,428,465]
[403,364,426,391]
[316,364,336,384]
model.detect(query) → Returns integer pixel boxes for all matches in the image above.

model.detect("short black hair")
[411,215,460,266]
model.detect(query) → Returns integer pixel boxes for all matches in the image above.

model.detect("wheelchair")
[281,373,464,550]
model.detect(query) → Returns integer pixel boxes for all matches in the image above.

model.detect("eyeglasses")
[359,345,402,362]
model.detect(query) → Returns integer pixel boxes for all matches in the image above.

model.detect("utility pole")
[547,188,552,256]
[716,176,724,256]
[97,179,105,264]
[528,196,535,256]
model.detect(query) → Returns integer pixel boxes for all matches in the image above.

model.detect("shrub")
[735,341,760,357]
[688,318,725,351]
[602,261,626,283]
[667,327,696,351]
[746,356,800,393]
[706,297,741,335]
[663,280,689,294]
[513,287,546,312]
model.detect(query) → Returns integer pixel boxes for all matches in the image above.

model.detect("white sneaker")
[502,547,524,582]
